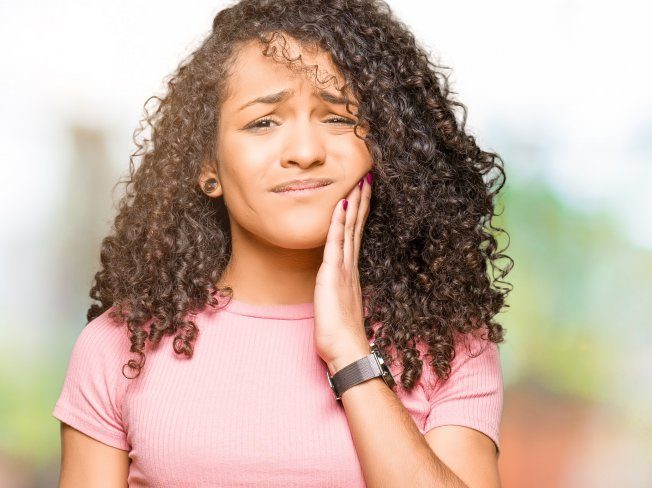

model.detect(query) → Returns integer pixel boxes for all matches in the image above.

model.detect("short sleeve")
[423,331,504,456]
[52,307,132,451]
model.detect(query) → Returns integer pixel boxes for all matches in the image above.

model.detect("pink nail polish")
[343,199,348,211]
[365,171,373,185]
[358,178,364,189]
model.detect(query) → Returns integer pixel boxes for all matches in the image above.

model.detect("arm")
[317,179,501,486]
[424,425,501,488]
[59,422,130,488]
[328,349,500,488]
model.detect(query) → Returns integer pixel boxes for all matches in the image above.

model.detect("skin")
[59,422,129,487]
[199,37,372,306]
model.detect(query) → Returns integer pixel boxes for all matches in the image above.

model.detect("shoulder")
[62,306,137,395]
[430,330,502,395]
[52,306,135,450]
[71,307,134,370]
[79,306,131,343]
[451,329,501,375]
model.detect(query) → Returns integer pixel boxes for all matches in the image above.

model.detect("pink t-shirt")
[52,294,503,487]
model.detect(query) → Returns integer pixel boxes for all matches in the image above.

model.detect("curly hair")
[88,0,513,391]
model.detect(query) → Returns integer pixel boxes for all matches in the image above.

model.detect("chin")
[269,225,329,250]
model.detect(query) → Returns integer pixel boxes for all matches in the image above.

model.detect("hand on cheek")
[313,170,374,373]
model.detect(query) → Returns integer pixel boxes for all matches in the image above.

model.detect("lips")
[272,178,333,192]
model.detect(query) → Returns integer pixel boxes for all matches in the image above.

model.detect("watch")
[326,341,396,401]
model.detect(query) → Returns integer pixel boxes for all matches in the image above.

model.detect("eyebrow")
[237,88,356,111]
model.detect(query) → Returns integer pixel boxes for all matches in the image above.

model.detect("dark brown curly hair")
[88,0,513,392]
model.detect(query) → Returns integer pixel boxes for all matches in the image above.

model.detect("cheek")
[218,165,263,226]
[346,138,373,171]
[218,135,264,204]
[222,169,336,248]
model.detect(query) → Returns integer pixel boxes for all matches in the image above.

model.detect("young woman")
[53,0,512,486]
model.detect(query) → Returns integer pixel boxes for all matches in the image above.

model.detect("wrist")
[326,342,372,376]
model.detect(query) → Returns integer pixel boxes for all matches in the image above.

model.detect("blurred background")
[1,0,651,486]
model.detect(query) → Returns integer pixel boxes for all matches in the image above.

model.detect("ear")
[198,159,223,198]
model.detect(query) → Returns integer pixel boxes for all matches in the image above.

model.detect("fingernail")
[358,178,364,189]
[343,199,348,211]
[365,171,373,185]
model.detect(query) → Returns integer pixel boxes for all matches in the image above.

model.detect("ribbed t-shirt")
[52,293,503,487]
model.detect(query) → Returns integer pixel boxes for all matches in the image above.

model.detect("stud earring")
[203,178,218,193]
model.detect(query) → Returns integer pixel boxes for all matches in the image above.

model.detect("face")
[199,37,373,250]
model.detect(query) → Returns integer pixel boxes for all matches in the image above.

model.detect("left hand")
[314,170,373,374]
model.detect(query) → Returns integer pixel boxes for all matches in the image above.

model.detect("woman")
[53,0,512,486]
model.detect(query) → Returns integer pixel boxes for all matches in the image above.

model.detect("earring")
[203,178,218,193]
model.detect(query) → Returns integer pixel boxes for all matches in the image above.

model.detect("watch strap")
[328,353,382,400]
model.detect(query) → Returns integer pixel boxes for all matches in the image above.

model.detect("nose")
[280,117,327,168]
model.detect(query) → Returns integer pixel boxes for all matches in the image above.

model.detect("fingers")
[342,177,360,269]
[344,171,372,270]
[323,195,347,267]
[323,170,373,271]
[353,172,372,266]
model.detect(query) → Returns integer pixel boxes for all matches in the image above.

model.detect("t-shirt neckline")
[212,292,314,320]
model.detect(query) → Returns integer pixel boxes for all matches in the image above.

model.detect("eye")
[326,116,356,125]
[245,116,278,131]
[244,115,357,132]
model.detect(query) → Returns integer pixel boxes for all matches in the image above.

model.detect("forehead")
[223,37,353,105]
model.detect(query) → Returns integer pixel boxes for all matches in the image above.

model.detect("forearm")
[328,352,468,488]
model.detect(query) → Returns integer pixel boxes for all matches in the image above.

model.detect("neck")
[216,226,324,306]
